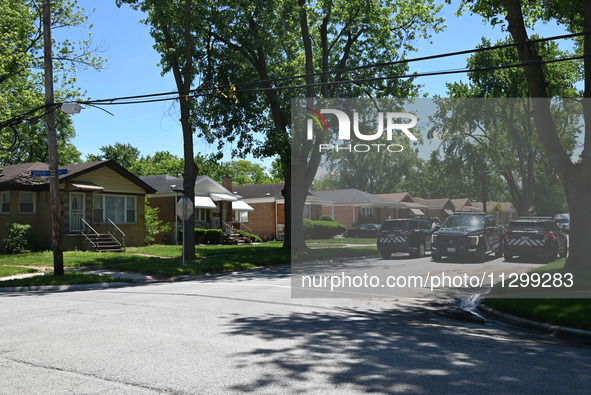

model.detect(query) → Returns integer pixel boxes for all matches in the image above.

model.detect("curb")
[0,282,133,293]
[478,303,591,345]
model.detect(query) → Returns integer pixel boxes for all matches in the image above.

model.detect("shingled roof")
[0,160,155,193]
[140,174,185,193]
[232,183,285,199]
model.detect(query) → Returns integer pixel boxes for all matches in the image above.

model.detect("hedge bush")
[194,229,207,244]
[303,218,314,239]
[190,229,223,244]
[303,219,347,239]
[3,223,33,253]
[319,214,334,221]
[204,229,222,244]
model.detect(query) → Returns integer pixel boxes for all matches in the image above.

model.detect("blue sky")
[61,0,572,166]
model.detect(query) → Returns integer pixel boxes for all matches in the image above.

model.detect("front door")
[69,192,85,233]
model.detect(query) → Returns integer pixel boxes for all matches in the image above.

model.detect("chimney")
[222,174,233,191]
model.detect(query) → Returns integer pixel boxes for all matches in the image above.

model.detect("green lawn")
[484,258,591,331]
[0,266,39,277]
[0,241,377,284]
[0,273,132,287]
[483,297,591,331]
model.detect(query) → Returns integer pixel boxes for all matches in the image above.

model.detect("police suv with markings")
[377,218,434,259]
[431,213,504,262]
[504,217,568,262]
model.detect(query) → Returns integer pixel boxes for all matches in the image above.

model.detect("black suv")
[431,213,504,262]
[504,217,568,261]
[377,218,433,258]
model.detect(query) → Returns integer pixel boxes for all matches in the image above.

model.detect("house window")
[233,211,248,223]
[94,195,137,224]
[196,208,208,221]
[361,207,372,218]
[19,192,35,214]
[1,191,9,214]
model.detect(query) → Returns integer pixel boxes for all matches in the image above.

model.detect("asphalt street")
[1,254,590,394]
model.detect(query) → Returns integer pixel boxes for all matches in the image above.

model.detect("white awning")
[194,196,217,209]
[445,209,454,215]
[69,182,104,191]
[411,208,425,216]
[232,200,254,212]
[210,193,238,201]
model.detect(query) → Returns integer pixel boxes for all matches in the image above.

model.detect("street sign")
[176,197,194,220]
[31,169,68,176]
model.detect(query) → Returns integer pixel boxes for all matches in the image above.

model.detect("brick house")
[412,197,456,220]
[0,160,155,251]
[141,174,254,243]
[231,183,285,240]
[312,189,406,228]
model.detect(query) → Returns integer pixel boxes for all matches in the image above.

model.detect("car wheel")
[410,243,426,258]
[504,253,513,262]
[417,243,426,258]
[551,245,559,261]
[380,250,391,259]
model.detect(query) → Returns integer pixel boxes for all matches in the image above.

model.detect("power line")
[1,31,588,128]
[79,54,586,106]
[78,30,588,106]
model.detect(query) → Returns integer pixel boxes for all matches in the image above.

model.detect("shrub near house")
[3,223,33,253]
[303,218,347,239]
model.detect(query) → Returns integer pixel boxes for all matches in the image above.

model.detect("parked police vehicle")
[431,213,504,262]
[377,218,433,259]
[504,217,568,262]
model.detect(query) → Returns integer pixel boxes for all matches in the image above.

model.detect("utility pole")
[481,171,489,215]
[43,0,64,276]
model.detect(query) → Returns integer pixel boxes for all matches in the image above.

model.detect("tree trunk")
[160,0,197,260]
[504,0,591,274]
[563,167,591,274]
[180,98,197,260]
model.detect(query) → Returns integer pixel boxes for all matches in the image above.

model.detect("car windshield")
[441,215,484,230]
[508,222,546,232]
[555,218,569,224]
[380,221,408,231]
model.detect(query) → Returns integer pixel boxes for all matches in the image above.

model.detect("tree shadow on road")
[223,299,591,394]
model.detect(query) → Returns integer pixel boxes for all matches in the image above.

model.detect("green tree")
[206,160,276,185]
[144,205,171,245]
[133,151,185,177]
[0,0,102,165]
[430,37,579,216]
[117,0,208,260]
[312,139,423,194]
[87,142,141,169]
[459,0,589,273]
[194,0,444,251]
